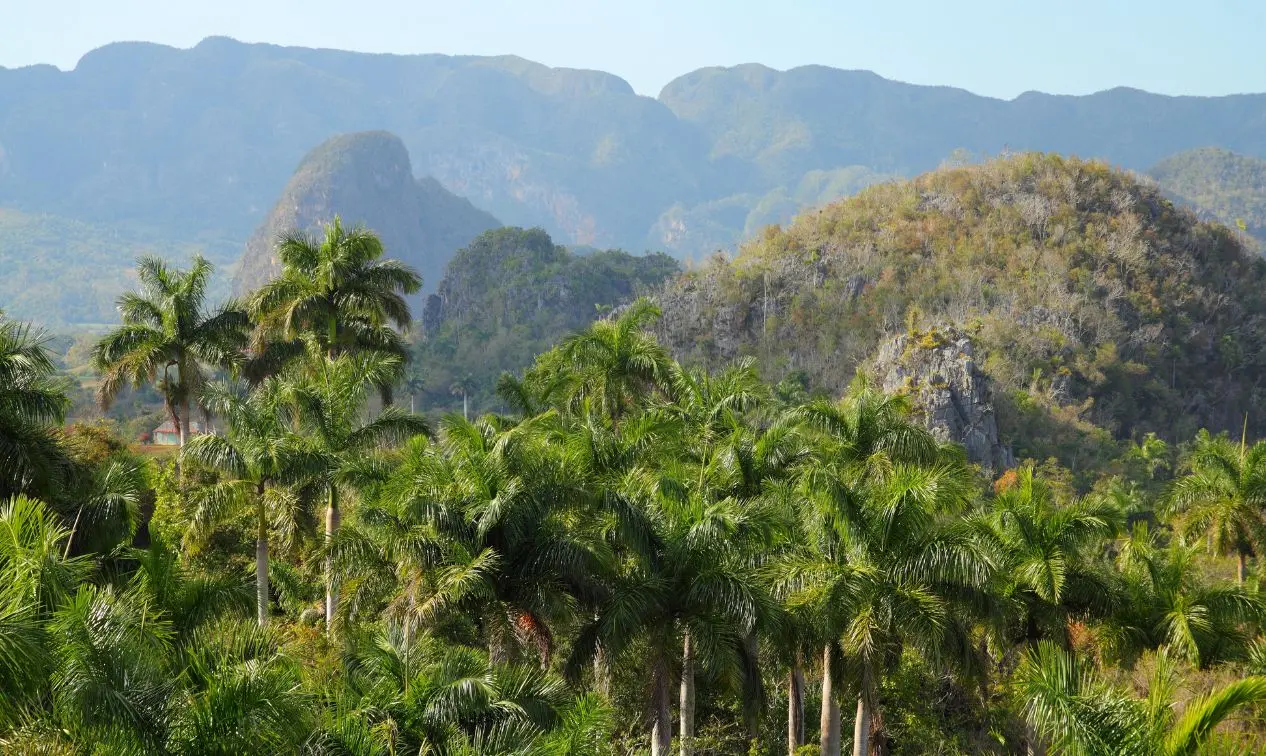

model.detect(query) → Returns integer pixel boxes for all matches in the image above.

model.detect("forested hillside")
[413,226,678,413]
[5,216,1266,751]
[654,153,1266,478]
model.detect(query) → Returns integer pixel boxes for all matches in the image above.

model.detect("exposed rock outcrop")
[232,131,500,300]
[871,326,1013,473]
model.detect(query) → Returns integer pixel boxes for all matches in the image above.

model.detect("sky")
[2,0,1264,99]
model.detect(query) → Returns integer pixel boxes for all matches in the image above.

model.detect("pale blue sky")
[2,0,1262,98]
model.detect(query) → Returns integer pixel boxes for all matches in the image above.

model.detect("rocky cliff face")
[232,131,500,299]
[871,326,1013,473]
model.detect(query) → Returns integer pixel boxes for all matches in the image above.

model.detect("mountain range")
[8,37,1266,323]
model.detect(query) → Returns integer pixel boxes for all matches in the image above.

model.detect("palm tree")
[313,625,589,754]
[0,317,70,498]
[287,352,428,632]
[969,466,1122,647]
[449,375,476,420]
[92,255,247,447]
[180,379,308,626]
[785,379,965,756]
[353,412,603,663]
[1104,523,1262,668]
[1017,641,1266,755]
[165,620,314,753]
[247,217,421,377]
[404,371,425,415]
[1166,428,1266,583]
[552,297,675,426]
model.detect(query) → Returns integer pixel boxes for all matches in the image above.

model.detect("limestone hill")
[653,153,1266,477]
[232,131,499,298]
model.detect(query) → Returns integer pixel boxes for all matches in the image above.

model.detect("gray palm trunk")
[179,394,191,447]
[1238,550,1248,584]
[852,696,871,756]
[820,644,841,756]
[788,662,805,754]
[255,485,269,626]
[324,485,340,632]
[680,631,696,756]
[651,654,673,756]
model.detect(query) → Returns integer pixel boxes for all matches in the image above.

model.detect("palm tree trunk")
[852,696,870,756]
[324,485,340,633]
[1238,550,1248,584]
[179,394,191,447]
[462,390,468,421]
[820,644,841,756]
[256,484,269,627]
[788,661,805,754]
[680,631,695,756]
[651,653,673,756]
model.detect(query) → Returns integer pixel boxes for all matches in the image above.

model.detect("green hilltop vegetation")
[413,226,679,414]
[6,161,1266,752]
[1148,146,1266,244]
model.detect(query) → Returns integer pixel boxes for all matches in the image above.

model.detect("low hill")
[1148,147,1266,245]
[0,209,236,325]
[653,153,1266,475]
[233,131,500,297]
[415,227,679,412]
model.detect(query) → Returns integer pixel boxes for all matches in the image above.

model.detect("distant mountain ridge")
[8,38,1266,322]
[1147,147,1266,245]
[233,131,499,298]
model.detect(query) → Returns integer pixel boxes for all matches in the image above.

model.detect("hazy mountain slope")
[652,153,1266,474]
[233,131,500,298]
[659,64,1266,187]
[1148,147,1266,242]
[0,209,237,325]
[9,39,1266,267]
[0,37,715,251]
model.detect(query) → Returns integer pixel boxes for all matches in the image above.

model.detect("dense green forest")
[5,174,1266,754]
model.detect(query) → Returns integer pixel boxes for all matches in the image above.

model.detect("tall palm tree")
[785,379,960,756]
[92,255,247,447]
[287,352,428,632]
[0,317,70,498]
[180,379,309,626]
[1017,641,1266,755]
[1166,428,1266,584]
[247,217,421,380]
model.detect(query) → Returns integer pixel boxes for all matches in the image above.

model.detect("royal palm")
[92,255,246,447]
